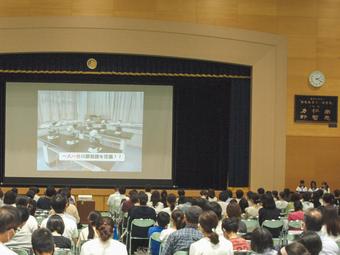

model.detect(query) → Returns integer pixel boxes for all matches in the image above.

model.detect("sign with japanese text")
[295,95,338,123]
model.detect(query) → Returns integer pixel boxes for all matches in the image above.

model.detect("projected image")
[37,91,143,172]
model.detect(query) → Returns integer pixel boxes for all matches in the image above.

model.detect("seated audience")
[286,192,300,212]
[288,200,304,222]
[177,189,187,205]
[0,188,3,207]
[80,216,127,255]
[309,181,319,193]
[222,217,250,251]
[148,190,164,213]
[160,209,185,243]
[304,208,339,255]
[57,188,80,223]
[145,185,152,202]
[107,186,126,216]
[298,231,322,255]
[3,191,17,206]
[37,185,56,210]
[200,190,208,200]
[190,210,233,255]
[207,189,217,202]
[217,190,229,217]
[235,189,244,203]
[320,206,340,242]
[41,194,78,244]
[121,189,139,213]
[275,192,288,211]
[301,192,314,212]
[319,193,335,214]
[251,227,277,255]
[296,180,308,193]
[78,210,101,245]
[238,197,249,215]
[0,206,21,255]
[32,228,55,255]
[46,214,71,249]
[226,201,247,233]
[148,212,170,255]
[279,242,310,255]
[161,190,168,207]
[245,192,262,219]
[28,186,40,201]
[259,194,281,237]
[272,190,279,201]
[162,206,203,255]
[209,202,223,235]
[161,193,177,215]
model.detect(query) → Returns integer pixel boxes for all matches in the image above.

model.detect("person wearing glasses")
[0,205,21,255]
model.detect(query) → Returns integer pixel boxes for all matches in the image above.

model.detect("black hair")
[294,200,303,211]
[218,190,229,202]
[272,190,279,200]
[45,186,56,197]
[46,214,65,235]
[199,210,219,245]
[251,227,274,253]
[177,189,185,197]
[282,242,310,255]
[145,185,151,193]
[16,195,29,207]
[207,189,215,199]
[17,206,30,225]
[151,190,161,207]
[227,189,233,198]
[300,180,305,184]
[0,206,20,233]
[167,193,177,212]
[322,206,340,237]
[290,192,301,202]
[157,212,170,228]
[208,202,222,220]
[227,200,242,218]
[130,192,139,204]
[262,194,276,209]
[222,217,239,233]
[96,216,114,242]
[11,187,18,194]
[257,188,265,195]
[32,228,55,254]
[310,181,317,188]
[161,190,168,206]
[298,231,322,255]
[118,186,126,195]
[171,209,185,229]
[139,192,148,205]
[236,189,244,199]
[4,190,17,205]
[192,198,210,211]
[87,211,101,239]
[28,199,37,216]
[322,193,335,205]
[51,194,67,213]
[185,206,203,224]
[251,193,260,204]
[239,197,249,214]
[304,208,323,232]
[302,192,312,202]
[29,186,40,194]
[26,190,36,199]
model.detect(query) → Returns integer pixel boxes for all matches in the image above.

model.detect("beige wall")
[0,0,339,190]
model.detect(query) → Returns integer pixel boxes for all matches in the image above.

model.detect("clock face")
[309,71,325,88]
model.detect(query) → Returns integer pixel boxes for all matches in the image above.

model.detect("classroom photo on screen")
[37,90,144,172]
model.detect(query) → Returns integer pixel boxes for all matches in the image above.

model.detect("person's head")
[32,228,54,255]
[304,208,323,232]
[192,197,210,211]
[11,187,18,194]
[272,190,279,200]
[279,191,286,200]
[334,189,340,198]
[46,214,65,235]
[26,190,36,199]
[118,186,126,195]
[222,217,239,237]
[251,227,274,253]
[177,189,185,197]
[218,190,229,202]
[310,181,317,189]
[28,199,37,216]
[4,190,17,205]
[207,189,215,199]
[171,209,185,229]
[239,198,249,214]
[279,242,311,255]
[161,190,167,201]
[0,206,20,242]
[290,192,301,202]
[95,216,114,242]
[199,210,219,245]
[262,194,276,209]
[16,195,29,207]
[17,206,30,227]
[167,193,177,211]
[294,200,303,212]
[300,180,305,186]
[208,202,222,220]
[321,181,328,189]
[138,192,148,206]
[185,206,203,225]
[236,189,244,199]
[227,189,233,198]
[130,191,139,204]
[257,188,265,195]
[0,188,3,200]
[250,193,260,204]
[298,231,322,255]
[322,206,340,236]
[51,194,67,213]
[302,192,311,202]
[151,190,161,207]
[226,200,242,218]
[157,212,170,228]
[45,186,56,197]
[87,211,101,239]
[200,190,208,199]
[322,193,335,205]
[145,185,151,193]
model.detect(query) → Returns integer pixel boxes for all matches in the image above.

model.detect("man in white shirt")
[304,208,339,255]
[0,206,21,255]
[41,194,78,244]
[107,186,126,216]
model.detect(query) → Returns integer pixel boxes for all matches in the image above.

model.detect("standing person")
[80,216,127,255]
[296,180,308,192]
[107,186,126,216]
[190,210,233,255]
[0,206,20,255]
[162,206,203,255]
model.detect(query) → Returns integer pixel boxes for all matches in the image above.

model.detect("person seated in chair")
[32,228,55,255]
[46,214,71,249]
[148,212,170,255]
[0,206,21,255]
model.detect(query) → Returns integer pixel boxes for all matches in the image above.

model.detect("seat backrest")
[173,251,189,255]
[233,251,251,255]
[262,219,284,229]
[54,248,73,255]
[242,219,259,233]
[10,248,30,255]
[288,220,303,229]
[131,218,155,228]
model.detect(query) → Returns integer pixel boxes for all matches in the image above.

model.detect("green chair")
[173,251,188,255]
[288,220,303,230]
[100,211,112,218]
[262,219,284,248]
[54,248,73,255]
[233,251,252,255]
[10,248,30,255]
[128,218,155,255]
[242,219,259,233]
